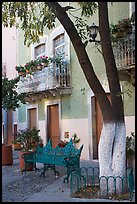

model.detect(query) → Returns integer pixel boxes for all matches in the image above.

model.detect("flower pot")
[14,143,21,150]
[44,62,49,67]
[114,32,124,38]
[37,65,43,70]
[19,151,34,172]
[2,145,13,166]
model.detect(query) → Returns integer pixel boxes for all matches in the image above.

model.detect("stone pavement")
[22,173,132,202]
[2,150,134,202]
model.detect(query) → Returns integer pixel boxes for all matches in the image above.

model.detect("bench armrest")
[64,154,80,167]
[21,151,36,160]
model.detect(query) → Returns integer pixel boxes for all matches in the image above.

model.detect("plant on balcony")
[50,54,64,66]
[110,18,132,42]
[37,55,51,67]
[15,65,26,76]
[15,55,51,76]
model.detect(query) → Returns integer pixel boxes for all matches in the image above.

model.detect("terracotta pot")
[19,151,33,172]
[14,143,21,150]
[2,145,13,166]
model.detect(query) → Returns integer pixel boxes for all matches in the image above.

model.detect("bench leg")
[34,163,39,172]
[52,165,59,177]
[63,166,81,183]
[63,176,69,183]
[21,169,26,174]
[40,164,59,178]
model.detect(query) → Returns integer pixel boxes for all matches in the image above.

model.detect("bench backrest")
[35,139,83,165]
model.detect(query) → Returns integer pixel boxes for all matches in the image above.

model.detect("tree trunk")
[98,2,126,195]
[99,122,126,195]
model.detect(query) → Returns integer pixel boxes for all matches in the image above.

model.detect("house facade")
[2,26,18,145]
[16,2,135,160]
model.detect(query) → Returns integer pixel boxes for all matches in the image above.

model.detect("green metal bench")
[22,139,83,183]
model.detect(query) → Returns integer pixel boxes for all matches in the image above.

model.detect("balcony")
[18,62,71,101]
[113,31,135,85]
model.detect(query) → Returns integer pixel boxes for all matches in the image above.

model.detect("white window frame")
[31,35,49,60]
[129,2,135,17]
[49,25,70,62]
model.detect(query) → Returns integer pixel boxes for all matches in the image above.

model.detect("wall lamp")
[87,23,100,43]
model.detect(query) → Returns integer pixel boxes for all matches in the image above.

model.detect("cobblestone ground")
[2,150,66,202]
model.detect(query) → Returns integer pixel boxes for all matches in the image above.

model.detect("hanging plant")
[15,55,51,77]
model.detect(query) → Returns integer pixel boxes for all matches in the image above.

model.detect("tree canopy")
[2,77,26,111]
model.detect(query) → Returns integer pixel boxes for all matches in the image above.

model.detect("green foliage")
[2,2,56,46]
[77,2,98,17]
[2,77,26,111]
[16,127,43,151]
[110,17,133,43]
[72,133,80,143]
[2,2,98,47]
[74,17,88,41]
[15,55,51,76]
[126,132,135,158]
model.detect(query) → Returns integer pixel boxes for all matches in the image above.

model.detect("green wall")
[18,104,26,122]
[17,2,134,122]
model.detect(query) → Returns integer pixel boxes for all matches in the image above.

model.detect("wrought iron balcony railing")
[18,62,71,95]
[113,31,135,71]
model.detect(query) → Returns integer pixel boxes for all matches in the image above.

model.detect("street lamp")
[87,23,100,43]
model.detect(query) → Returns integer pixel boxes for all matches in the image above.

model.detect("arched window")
[53,33,65,58]
[34,43,46,58]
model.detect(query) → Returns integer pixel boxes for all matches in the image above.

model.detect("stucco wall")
[2,26,17,79]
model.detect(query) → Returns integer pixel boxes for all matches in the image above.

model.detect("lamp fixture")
[87,23,100,43]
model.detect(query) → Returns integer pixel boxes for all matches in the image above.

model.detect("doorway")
[47,104,60,148]
[92,94,110,159]
[28,108,37,129]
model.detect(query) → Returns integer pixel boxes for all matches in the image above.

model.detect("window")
[34,43,46,58]
[31,36,48,60]
[53,34,65,58]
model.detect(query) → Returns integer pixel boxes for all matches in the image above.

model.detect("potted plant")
[17,127,43,172]
[126,132,135,168]
[58,140,68,148]
[72,133,80,148]
[15,55,51,77]
[40,55,50,67]
[15,65,26,77]
[12,139,21,150]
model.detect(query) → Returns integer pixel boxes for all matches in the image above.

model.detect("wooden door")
[47,104,60,148]
[92,94,110,159]
[28,108,37,129]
